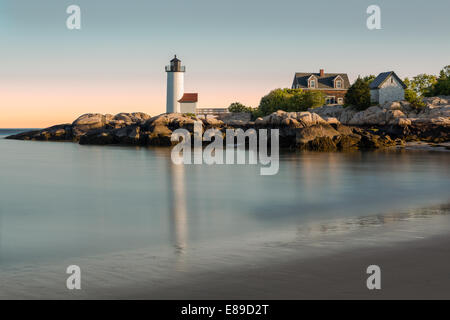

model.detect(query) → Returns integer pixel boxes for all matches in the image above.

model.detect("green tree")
[428,65,450,96]
[228,102,252,113]
[404,78,425,109]
[409,74,437,97]
[344,77,371,110]
[362,75,376,85]
[439,65,450,78]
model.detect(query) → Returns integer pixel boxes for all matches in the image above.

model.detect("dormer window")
[336,80,342,88]
[309,79,316,88]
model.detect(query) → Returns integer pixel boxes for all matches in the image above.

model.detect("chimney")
[320,69,324,77]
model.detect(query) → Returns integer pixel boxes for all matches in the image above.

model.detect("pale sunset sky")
[0,0,449,128]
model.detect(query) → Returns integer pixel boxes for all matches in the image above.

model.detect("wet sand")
[125,233,450,300]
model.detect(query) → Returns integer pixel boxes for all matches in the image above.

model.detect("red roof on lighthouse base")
[178,93,198,103]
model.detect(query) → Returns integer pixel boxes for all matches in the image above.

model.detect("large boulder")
[298,136,338,151]
[422,96,449,106]
[308,105,345,118]
[343,98,449,126]
[256,110,328,128]
[201,115,224,128]
[113,112,151,124]
[348,106,387,125]
[380,101,403,111]
[72,113,112,137]
[145,125,174,146]
[145,113,202,132]
[295,124,340,145]
[73,112,151,137]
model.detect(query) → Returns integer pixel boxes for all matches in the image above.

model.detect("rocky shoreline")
[6,97,450,151]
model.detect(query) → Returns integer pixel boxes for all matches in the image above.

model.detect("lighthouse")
[165,55,185,113]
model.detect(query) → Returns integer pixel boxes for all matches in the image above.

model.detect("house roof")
[178,93,198,103]
[369,71,407,89]
[293,72,350,89]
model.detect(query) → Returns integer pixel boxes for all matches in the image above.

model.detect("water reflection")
[296,203,450,239]
[166,159,188,268]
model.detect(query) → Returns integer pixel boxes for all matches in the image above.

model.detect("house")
[369,71,406,105]
[292,69,350,105]
[178,93,198,113]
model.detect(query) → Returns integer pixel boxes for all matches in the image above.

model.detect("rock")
[358,132,383,149]
[295,124,340,145]
[423,96,449,106]
[72,112,151,138]
[217,112,251,126]
[146,125,173,146]
[298,136,337,151]
[6,100,449,150]
[114,112,151,124]
[257,111,328,128]
[334,134,361,150]
[338,107,358,124]
[202,116,224,127]
[308,105,345,120]
[255,117,265,126]
[281,117,302,127]
[395,118,412,126]
[79,130,115,145]
[323,116,340,124]
[296,112,328,126]
[72,113,109,137]
[348,106,387,125]
[386,110,407,125]
[381,101,402,110]
[7,124,73,141]
[332,123,354,136]
[111,125,141,145]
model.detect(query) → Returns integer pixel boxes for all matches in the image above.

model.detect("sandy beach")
[122,233,450,300]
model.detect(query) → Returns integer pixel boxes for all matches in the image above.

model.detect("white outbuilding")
[178,93,198,114]
[369,71,406,105]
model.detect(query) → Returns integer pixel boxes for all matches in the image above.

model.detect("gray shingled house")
[369,71,406,105]
[292,69,350,105]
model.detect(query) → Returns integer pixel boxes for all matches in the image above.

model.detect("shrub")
[256,88,324,116]
[228,102,253,113]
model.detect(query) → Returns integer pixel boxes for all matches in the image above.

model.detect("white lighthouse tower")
[165,55,185,113]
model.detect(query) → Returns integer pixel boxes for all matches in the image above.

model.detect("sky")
[0,0,449,128]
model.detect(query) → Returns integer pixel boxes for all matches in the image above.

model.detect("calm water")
[0,129,449,298]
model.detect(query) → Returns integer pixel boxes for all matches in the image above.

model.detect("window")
[336,80,342,88]
[310,80,315,88]
[325,96,336,105]
[338,98,344,104]
[390,77,394,84]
